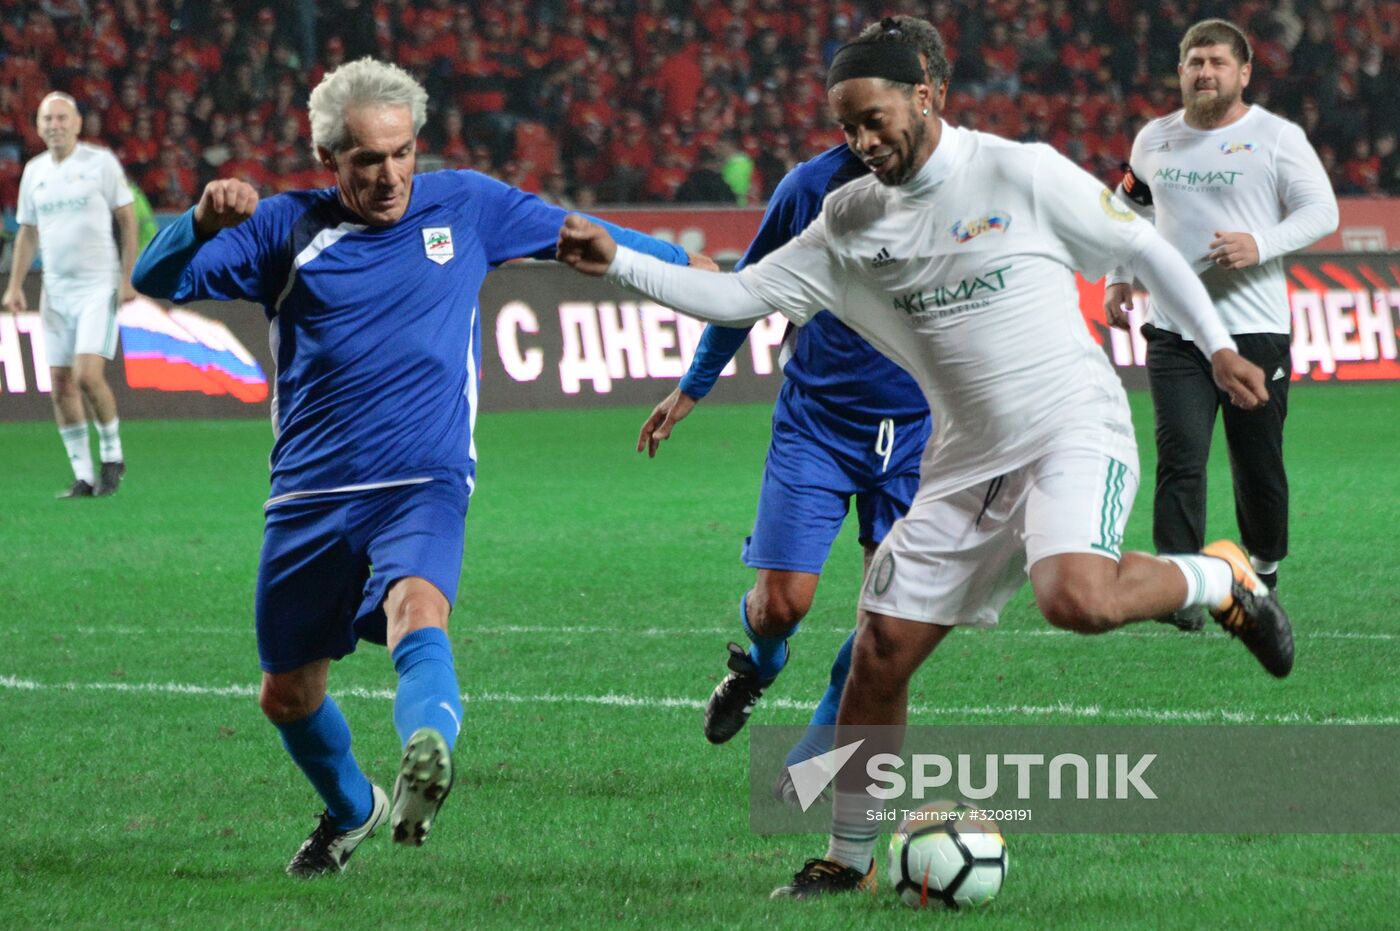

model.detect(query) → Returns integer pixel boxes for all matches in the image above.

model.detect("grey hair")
[39,91,81,114]
[308,57,428,153]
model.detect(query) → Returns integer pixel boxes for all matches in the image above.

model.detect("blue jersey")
[134,170,688,501]
[678,146,928,422]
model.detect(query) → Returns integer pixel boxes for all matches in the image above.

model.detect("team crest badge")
[422,227,454,265]
[1219,142,1257,155]
[950,211,1012,243]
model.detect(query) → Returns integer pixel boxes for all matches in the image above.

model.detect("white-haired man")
[134,58,702,877]
[4,92,138,497]
[559,23,1293,898]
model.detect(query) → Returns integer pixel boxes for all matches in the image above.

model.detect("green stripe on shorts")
[1091,457,1128,558]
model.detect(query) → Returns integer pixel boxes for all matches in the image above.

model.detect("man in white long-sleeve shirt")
[558,23,1295,898]
[1105,19,1338,625]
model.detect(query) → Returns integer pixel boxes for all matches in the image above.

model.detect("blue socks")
[742,593,792,682]
[784,630,855,767]
[275,696,374,831]
[391,627,463,750]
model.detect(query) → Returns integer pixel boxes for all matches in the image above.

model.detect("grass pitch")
[1,385,1397,929]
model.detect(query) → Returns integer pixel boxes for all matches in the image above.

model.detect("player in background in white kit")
[1105,19,1338,626]
[558,24,1295,898]
[4,92,139,498]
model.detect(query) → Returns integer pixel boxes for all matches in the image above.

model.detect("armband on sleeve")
[1120,163,1153,207]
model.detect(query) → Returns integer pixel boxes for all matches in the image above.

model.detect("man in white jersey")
[4,92,138,498]
[558,24,1295,898]
[1105,19,1338,625]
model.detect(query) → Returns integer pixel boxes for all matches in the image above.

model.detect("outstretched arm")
[557,215,775,326]
[133,179,260,299]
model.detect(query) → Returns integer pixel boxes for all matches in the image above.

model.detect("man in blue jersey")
[636,18,944,795]
[133,59,697,877]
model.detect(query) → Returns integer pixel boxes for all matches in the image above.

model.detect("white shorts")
[41,286,120,368]
[860,441,1140,627]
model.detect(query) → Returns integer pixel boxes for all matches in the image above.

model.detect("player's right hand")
[194,179,259,237]
[2,288,24,315]
[637,388,699,458]
[1210,348,1269,410]
[556,214,618,275]
[1103,282,1133,330]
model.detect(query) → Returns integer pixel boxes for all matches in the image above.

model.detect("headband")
[825,40,925,91]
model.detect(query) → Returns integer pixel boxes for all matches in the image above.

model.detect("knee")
[849,624,911,697]
[259,678,321,723]
[1035,582,1117,634]
[385,585,450,644]
[49,371,76,400]
[749,584,812,632]
[74,368,107,397]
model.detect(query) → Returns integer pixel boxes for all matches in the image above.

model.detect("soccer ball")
[887,801,1008,909]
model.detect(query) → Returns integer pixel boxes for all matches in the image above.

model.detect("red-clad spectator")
[120,111,160,174]
[219,133,273,190]
[566,83,616,132]
[552,14,591,62]
[310,37,348,89]
[980,21,1021,95]
[643,150,691,201]
[604,111,655,173]
[1060,29,1105,80]
[142,146,197,208]
[752,0,801,40]
[632,0,670,58]
[90,6,128,69]
[156,51,202,104]
[1341,138,1381,194]
[654,42,704,123]
[453,37,509,116]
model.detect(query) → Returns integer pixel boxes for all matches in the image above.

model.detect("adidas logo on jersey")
[871,247,897,268]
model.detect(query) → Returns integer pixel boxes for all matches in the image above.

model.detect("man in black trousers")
[1104,19,1338,627]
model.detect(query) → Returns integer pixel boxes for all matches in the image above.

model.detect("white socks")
[825,789,882,871]
[1250,557,1279,577]
[1164,554,1234,610]
[59,423,94,484]
[97,417,123,463]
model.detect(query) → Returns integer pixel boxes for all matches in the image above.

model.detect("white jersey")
[1109,105,1337,336]
[15,142,133,295]
[736,125,1162,496]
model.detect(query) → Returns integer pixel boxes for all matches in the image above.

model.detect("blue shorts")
[742,388,931,575]
[255,480,470,673]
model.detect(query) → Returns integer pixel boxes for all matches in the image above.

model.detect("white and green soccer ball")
[887,801,1008,909]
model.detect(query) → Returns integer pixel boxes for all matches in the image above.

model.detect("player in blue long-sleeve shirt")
[134,59,696,876]
[636,18,943,803]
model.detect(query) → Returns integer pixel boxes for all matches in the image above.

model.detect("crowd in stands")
[2,0,1398,213]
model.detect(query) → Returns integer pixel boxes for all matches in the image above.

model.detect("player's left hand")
[637,388,699,458]
[1206,231,1259,271]
[119,282,138,304]
[556,214,617,276]
[1210,348,1269,410]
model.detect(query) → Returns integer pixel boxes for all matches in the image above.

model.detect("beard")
[881,107,929,187]
[1184,82,1240,126]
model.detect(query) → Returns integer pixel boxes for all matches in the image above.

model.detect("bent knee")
[749,580,814,631]
[1036,585,1118,634]
[259,680,322,723]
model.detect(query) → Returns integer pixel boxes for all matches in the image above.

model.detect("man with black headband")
[559,19,1294,898]
[1105,19,1337,626]
[634,15,942,799]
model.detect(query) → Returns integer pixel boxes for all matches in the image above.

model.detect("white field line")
[1,675,1396,726]
[27,625,1400,643]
